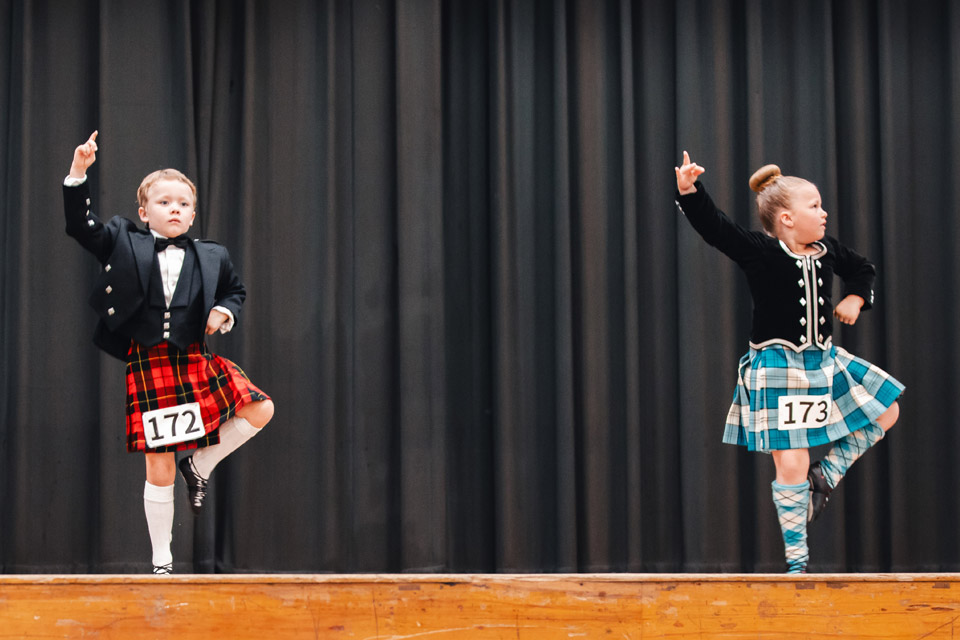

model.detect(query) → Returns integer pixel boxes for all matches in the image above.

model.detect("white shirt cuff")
[64,175,88,186]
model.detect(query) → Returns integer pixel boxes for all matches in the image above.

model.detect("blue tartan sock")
[772,481,810,574]
[819,423,885,489]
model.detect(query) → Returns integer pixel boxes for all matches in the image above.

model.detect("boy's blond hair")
[137,169,198,209]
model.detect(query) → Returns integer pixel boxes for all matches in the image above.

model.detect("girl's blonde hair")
[748,164,811,234]
[137,169,197,209]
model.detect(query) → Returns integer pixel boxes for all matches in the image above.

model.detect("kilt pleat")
[125,341,269,453]
[723,344,904,452]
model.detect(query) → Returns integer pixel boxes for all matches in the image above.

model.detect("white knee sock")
[191,416,260,479]
[143,481,175,567]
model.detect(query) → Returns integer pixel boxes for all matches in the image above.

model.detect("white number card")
[777,395,832,430]
[142,402,205,448]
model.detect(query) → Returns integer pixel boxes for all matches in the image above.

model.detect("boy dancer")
[63,131,274,573]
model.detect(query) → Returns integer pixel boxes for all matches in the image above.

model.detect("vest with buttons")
[120,246,206,351]
[743,240,838,350]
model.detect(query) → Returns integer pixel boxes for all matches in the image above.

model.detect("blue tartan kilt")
[723,343,904,452]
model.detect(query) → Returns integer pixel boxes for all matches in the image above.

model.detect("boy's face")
[138,179,196,238]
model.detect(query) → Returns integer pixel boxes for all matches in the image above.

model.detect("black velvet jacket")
[676,182,875,352]
[64,181,245,360]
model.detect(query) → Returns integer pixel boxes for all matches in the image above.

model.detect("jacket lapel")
[194,241,219,312]
[131,232,155,296]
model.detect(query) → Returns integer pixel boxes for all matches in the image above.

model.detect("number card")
[777,395,832,430]
[142,402,205,448]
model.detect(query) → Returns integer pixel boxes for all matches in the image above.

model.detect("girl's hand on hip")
[833,295,864,325]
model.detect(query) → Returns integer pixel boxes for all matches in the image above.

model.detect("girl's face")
[786,183,827,243]
[138,179,196,238]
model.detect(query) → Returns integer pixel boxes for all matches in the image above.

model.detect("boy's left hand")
[206,309,231,334]
[833,295,864,325]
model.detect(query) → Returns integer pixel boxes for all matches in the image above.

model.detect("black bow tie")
[154,235,191,251]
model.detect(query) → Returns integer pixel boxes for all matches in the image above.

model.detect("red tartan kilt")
[125,341,269,453]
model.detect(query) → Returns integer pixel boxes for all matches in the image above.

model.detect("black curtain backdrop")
[1,0,957,573]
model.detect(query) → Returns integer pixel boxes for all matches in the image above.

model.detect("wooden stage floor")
[1,573,958,638]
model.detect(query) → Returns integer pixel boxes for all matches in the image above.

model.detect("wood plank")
[0,573,957,639]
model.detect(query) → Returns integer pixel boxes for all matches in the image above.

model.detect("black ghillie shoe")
[807,461,832,523]
[152,563,173,575]
[178,455,209,514]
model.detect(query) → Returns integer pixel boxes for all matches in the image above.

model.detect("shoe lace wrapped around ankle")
[191,475,208,506]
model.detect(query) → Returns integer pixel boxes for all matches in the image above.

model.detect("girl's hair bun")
[749,164,782,193]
